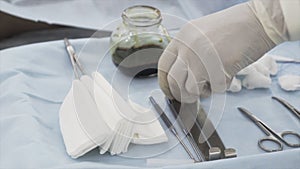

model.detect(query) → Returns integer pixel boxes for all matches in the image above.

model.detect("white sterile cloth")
[59,72,167,158]
[0,0,247,31]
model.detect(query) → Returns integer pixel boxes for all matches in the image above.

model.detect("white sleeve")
[248,0,300,44]
[279,0,300,41]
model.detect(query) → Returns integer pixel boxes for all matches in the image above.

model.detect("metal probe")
[149,97,196,162]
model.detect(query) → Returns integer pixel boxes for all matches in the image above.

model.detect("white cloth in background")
[0,0,247,31]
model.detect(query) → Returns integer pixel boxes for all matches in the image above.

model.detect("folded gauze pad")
[59,82,110,158]
[93,72,167,155]
[59,72,167,158]
[278,75,300,91]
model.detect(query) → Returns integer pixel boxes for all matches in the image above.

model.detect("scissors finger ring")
[258,137,283,152]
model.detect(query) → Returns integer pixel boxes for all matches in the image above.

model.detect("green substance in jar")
[112,44,164,77]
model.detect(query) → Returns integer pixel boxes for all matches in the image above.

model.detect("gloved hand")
[158,0,299,103]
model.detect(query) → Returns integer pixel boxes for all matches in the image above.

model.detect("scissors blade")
[238,107,261,123]
[238,107,274,137]
[272,96,300,120]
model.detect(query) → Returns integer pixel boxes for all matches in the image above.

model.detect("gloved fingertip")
[199,82,212,98]
[99,148,107,154]
[158,70,174,99]
[228,77,242,92]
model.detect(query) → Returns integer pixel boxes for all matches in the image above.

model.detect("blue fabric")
[0,38,299,169]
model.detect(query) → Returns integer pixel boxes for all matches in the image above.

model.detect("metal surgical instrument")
[268,54,300,64]
[167,99,204,161]
[238,107,300,152]
[64,38,86,78]
[193,105,223,160]
[149,97,197,162]
[167,99,237,161]
[272,96,300,120]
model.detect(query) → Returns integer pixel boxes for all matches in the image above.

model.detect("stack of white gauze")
[228,55,278,92]
[59,72,167,158]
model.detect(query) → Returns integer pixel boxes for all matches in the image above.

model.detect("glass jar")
[110,5,170,77]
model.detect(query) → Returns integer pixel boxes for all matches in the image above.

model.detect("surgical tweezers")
[149,97,197,162]
[167,99,204,161]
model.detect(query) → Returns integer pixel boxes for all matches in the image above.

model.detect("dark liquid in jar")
[112,44,164,77]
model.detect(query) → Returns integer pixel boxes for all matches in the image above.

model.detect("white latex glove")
[158,0,300,103]
[228,77,242,93]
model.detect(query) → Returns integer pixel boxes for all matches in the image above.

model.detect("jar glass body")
[110,6,170,77]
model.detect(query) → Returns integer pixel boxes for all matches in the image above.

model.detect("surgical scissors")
[238,107,300,152]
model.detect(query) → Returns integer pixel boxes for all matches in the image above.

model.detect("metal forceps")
[166,99,204,161]
[149,97,197,162]
[238,107,300,152]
